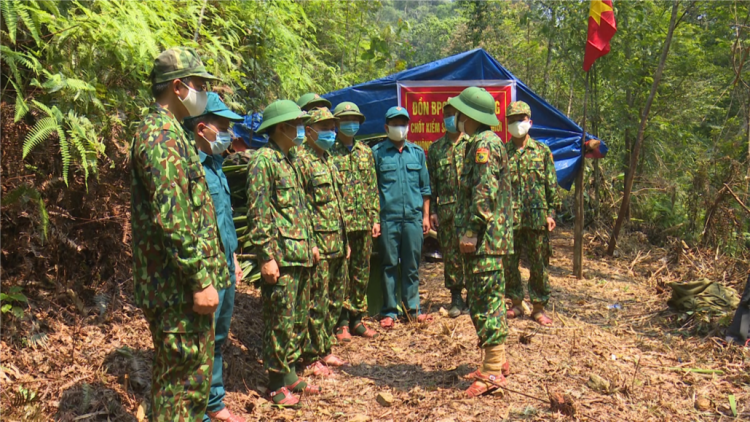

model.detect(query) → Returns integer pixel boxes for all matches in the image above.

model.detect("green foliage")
[1,286,28,319]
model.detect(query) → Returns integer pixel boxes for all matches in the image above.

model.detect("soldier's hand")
[459,236,477,254]
[430,214,439,230]
[547,217,556,232]
[193,284,219,314]
[422,217,431,235]
[234,254,244,281]
[312,247,321,264]
[347,245,351,259]
[261,259,280,284]
[372,223,381,238]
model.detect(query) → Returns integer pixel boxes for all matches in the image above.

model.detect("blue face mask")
[444,115,458,133]
[339,121,360,137]
[291,124,306,146]
[205,126,232,155]
[313,129,337,150]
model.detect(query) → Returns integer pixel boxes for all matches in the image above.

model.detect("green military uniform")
[427,132,469,293]
[245,100,316,391]
[449,88,513,349]
[296,108,349,361]
[330,103,380,327]
[131,47,226,421]
[502,101,560,307]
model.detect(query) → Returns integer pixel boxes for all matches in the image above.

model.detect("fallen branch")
[724,183,750,215]
[665,367,724,375]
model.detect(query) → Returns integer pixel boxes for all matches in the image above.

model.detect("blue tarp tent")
[322,48,607,190]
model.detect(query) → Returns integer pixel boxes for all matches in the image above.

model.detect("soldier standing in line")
[297,107,351,375]
[329,102,381,341]
[246,100,321,406]
[183,93,246,422]
[449,87,514,397]
[427,101,470,318]
[502,101,560,326]
[131,47,225,420]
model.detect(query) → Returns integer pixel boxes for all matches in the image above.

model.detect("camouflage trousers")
[304,256,347,361]
[145,308,214,422]
[261,266,310,376]
[344,230,373,316]
[503,228,551,305]
[466,256,508,348]
[436,217,466,291]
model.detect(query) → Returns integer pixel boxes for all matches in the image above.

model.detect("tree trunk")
[541,6,556,99]
[607,0,680,255]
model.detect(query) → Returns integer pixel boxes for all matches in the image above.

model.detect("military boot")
[448,289,465,318]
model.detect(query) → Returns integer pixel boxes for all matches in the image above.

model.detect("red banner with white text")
[397,80,516,151]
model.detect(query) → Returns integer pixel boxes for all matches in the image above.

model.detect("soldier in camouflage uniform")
[426,101,469,318]
[131,47,226,421]
[246,99,322,406]
[449,87,514,398]
[297,108,351,375]
[502,101,560,327]
[225,112,266,166]
[330,102,380,340]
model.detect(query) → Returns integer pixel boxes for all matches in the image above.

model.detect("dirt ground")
[2,227,749,421]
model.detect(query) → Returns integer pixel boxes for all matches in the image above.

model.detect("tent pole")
[573,71,590,279]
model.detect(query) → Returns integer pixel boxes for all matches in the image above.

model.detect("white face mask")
[508,120,531,138]
[386,125,408,142]
[179,81,208,117]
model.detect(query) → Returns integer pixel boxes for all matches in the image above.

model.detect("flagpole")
[573,69,590,279]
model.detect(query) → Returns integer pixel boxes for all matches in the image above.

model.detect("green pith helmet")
[447,87,500,127]
[506,101,531,118]
[150,47,219,84]
[333,101,366,122]
[256,100,305,134]
[296,93,332,111]
[305,107,338,125]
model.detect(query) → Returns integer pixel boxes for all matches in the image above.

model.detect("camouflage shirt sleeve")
[246,155,279,262]
[134,126,213,292]
[366,148,380,227]
[544,146,560,218]
[426,144,438,216]
[464,136,505,238]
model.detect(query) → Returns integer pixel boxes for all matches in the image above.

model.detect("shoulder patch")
[476,147,489,164]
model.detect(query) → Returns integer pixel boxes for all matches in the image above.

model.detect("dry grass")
[2,228,749,421]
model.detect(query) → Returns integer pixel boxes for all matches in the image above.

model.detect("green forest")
[1,0,749,420]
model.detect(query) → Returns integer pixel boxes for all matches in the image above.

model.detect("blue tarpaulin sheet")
[322,48,606,190]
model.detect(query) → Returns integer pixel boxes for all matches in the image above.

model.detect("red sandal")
[465,370,507,398]
[286,378,322,395]
[352,321,378,338]
[321,354,348,367]
[416,314,434,323]
[380,316,395,329]
[506,305,524,319]
[463,361,510,380]
[532,312,553,326]
[335,326,352,343]
[307,360,333,377]
[207,407,246,422]
[268,387,299,407]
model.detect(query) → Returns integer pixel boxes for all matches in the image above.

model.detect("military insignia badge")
[476,147,489,164]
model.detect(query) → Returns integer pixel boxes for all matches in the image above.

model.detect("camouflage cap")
[506,101,531,118]
[297,93,332,111]
[305,107,338,126]
[150,47,219,84]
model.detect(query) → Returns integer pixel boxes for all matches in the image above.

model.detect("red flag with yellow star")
[583,0,617,71]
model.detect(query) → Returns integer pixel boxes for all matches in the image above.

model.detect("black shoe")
[448,290,465,318]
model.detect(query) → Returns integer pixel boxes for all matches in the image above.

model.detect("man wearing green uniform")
[330,102,380,340]
[449,87,513,397]
[183,93,246,422]
[502,101,560,326]
[297,93,332,112]
[131,47,226,420]
[297,107,350,375]
[246,100,321,406]
[372,106,432,329]
[427,102,469,318]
